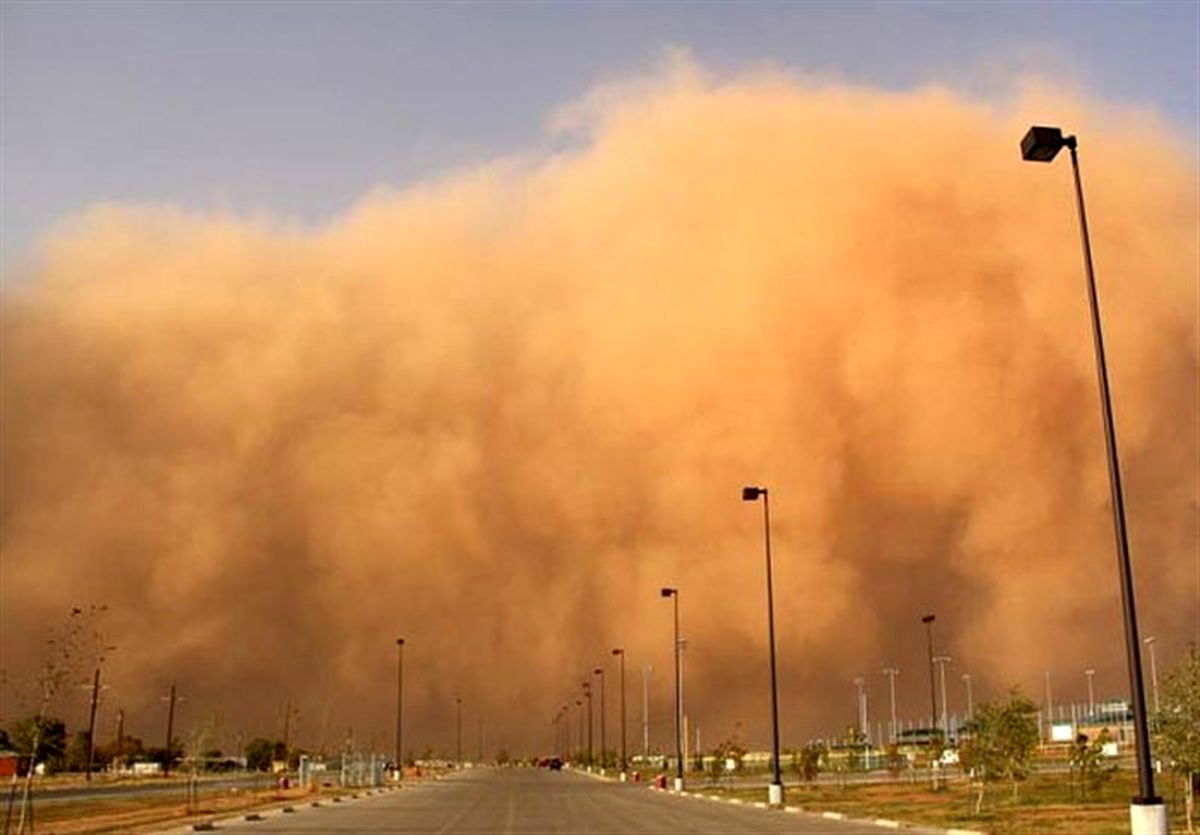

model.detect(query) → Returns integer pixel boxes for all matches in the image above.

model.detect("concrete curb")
[646,786,989,834]
[149,784,401,833]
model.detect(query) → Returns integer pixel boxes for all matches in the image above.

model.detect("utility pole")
[162,684,178,778]
[115,709,125,769]
[84,667,101,781]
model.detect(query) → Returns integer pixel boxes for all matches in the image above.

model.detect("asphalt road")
[162,767,950,834]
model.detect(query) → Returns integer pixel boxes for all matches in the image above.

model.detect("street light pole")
[593,666,607,771]
[742,486,784,807]
[395,638,405,778]
[661,587,683,791]
[934,656,952,736]
[1021,125,1163,833]
[642,664,652,761]
[854,677,868,741]
[575,699,583,763]
[456,697,463,768]
[1045,670,1055,733]
[1143,637,1159,713]
[921,616,938,735]
[883,667,899,743]
[582,680,593,768]
[612,649,628,778]
[962,674,974,722]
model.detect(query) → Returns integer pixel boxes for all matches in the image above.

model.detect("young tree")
[9,716,67,772]
[243,738,277,772]
[1068,729,1117,800]
[958,690,1040,814]
[1156,645,1200,833]
[795,742,823,782]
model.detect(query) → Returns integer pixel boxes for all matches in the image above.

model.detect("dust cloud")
[2,64,1196,758]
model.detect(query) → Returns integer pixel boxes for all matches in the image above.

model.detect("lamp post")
[1143,637,1159,713]
[921,615,938,735]
[661,587,683,791]
[883,667,899,743]
[934,656,952,736]
[455,697,463,768]
[854,677,868,741]
[582,680,593,768]
[1021,124,1163,833]
[962,674,974,722]
[1085,668,1096,717]
[395,638,405,778]
[612,648,628,778]
[593,666,607,771]
[1044,670,1055,736]
[742,485,784,807]
[642,664,652,761]
[575,699,583,763]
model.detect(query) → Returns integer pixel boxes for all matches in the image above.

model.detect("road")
[159,767,949,834]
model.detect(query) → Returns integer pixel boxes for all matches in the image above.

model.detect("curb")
[647,786,988,834]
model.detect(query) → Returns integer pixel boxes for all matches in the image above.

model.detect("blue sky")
[2,1,1197,271]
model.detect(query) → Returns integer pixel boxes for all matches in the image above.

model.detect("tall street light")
[1021,124,1163,833]
[575,699,583,763]
[1044,670,1055,734]
[882,667,899,743]
[582,680,594,767]
[853,677,868,740]
[921,615,938,736]
[456,697,463,768]
[1143,637,1160,713]
[395,638,405,779]
[593,666,607,771]
[962,674,974,722]
[933,656,952,737]
[612,648,628,778]
[661,587,683,791]
[742,485,784,807]
[1085,668,1096,717]
[641,664,652,761]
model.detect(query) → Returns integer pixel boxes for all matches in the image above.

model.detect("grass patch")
[703,769,1191,834]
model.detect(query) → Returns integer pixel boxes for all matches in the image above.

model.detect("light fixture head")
[660,587,676,597]
[1021,125,1068,162]
[922,614,936,624]
[742,486,765,501]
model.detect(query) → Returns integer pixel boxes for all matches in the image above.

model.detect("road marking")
[873,820,901,829]
[823,811,846,819]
